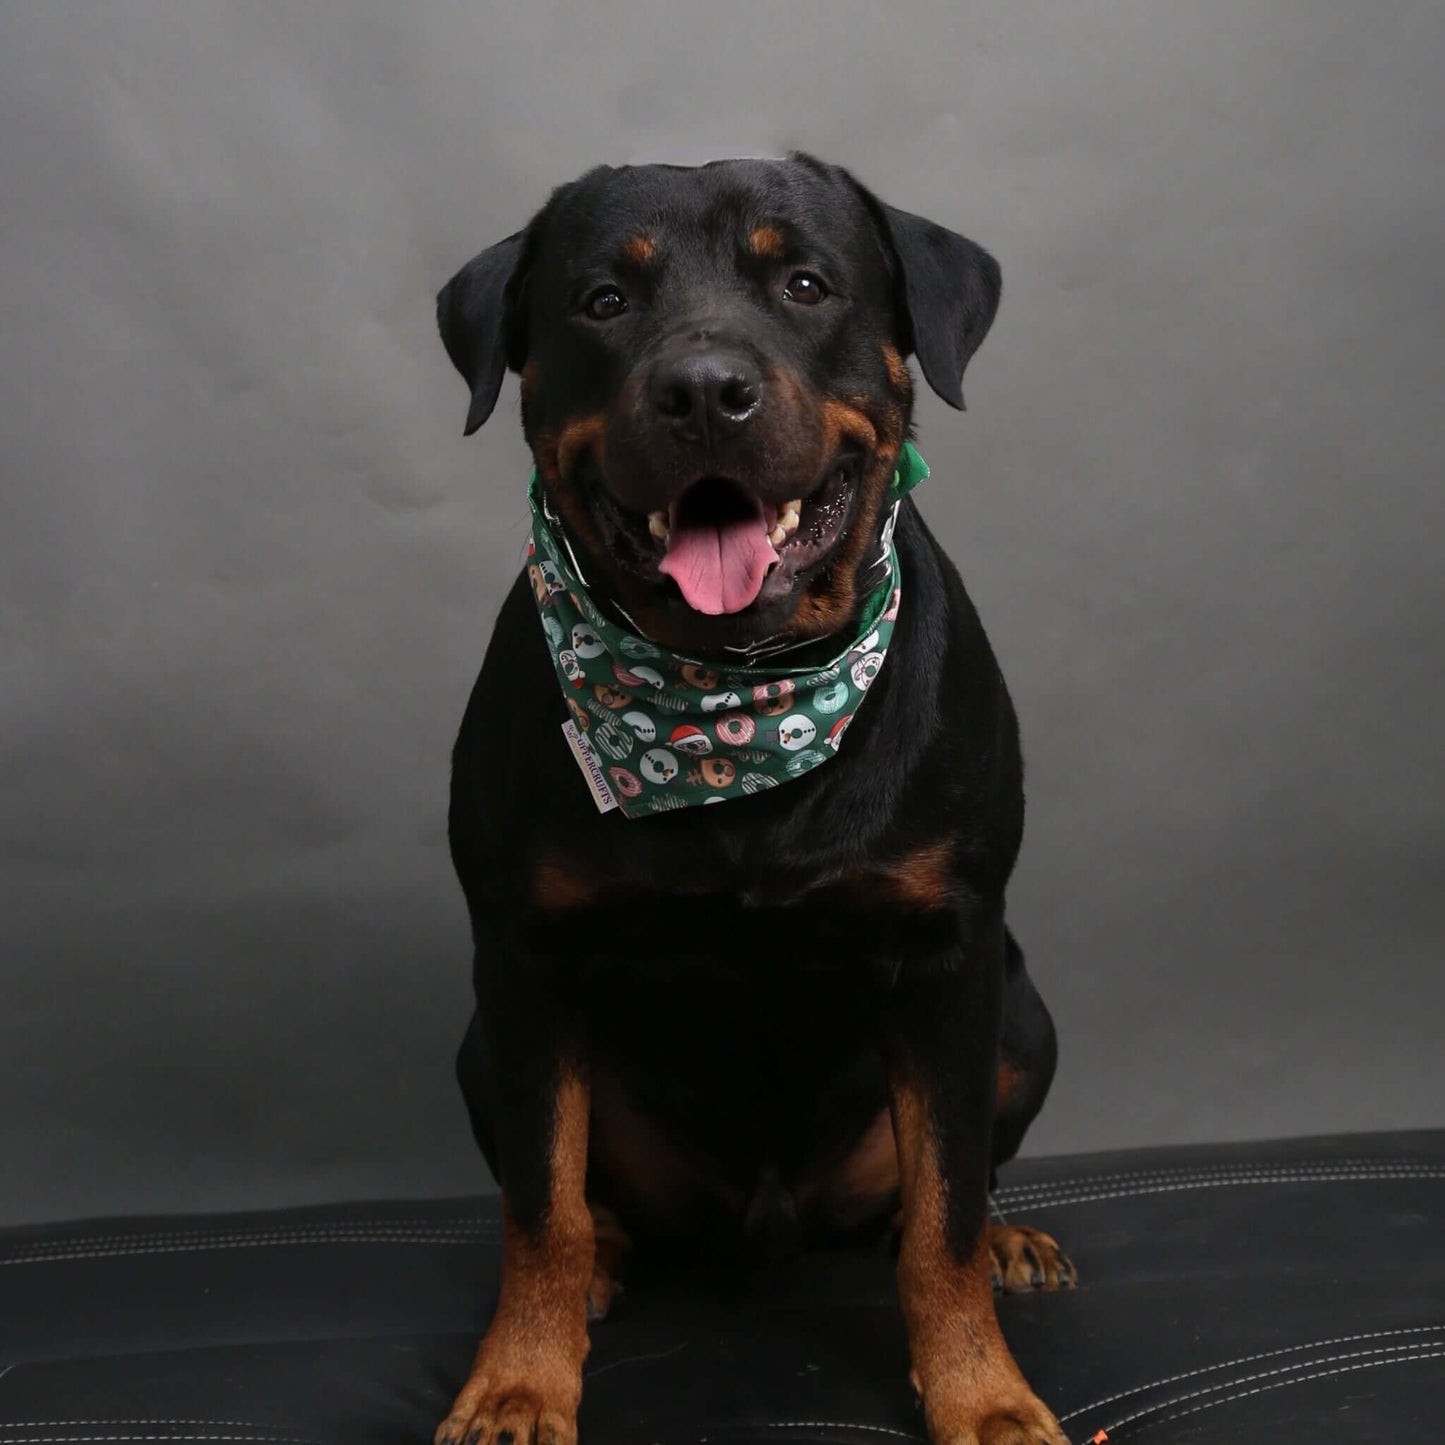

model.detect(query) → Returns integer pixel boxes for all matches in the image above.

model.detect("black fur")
[439,154,1055,1267]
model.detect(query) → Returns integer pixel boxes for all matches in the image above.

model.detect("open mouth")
[643,464,856,616]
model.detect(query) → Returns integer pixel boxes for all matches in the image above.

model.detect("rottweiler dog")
[435,153,1072,1445]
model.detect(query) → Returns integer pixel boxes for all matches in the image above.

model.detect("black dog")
[435,154,1072,1445]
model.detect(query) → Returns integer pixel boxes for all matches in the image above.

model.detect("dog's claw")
[990,1224,1076,1294]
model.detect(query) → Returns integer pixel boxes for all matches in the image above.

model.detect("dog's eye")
[783,272,827,306]
[585,287,628,321]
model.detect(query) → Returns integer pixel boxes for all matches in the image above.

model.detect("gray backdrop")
[3,2,1442,1228]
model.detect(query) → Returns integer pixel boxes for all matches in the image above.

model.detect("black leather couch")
[4,1130,1441,1443]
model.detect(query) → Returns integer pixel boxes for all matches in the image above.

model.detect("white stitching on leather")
[759,1425,925,1440]
[1,1228,496,1266]
[992,1167,1444,1212]
[1002,1158,1436,1191]
[997,1162,1445,1205]
[994,1159,1441,1203]
[1102,1340,1444,1434]
[0,1436,316,1444]
[1121,1348,1445,1439]
[0,1425,297,1431]
[5,1220,490,1253]
[1059,1324,1445,1422]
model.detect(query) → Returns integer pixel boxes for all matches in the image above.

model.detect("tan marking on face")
[531,414,616,605]
[551,412,608,486]
[818,397,879,455]
[748,224,786,259]
[881,342,911,395]
[436,1068,594,1445]
[996,1062,1023,1111]
[520,360,540,404]
[623,235,656,264]
[532,858,596,911]
[889,1077,1066,1442]
[788,390,907,641]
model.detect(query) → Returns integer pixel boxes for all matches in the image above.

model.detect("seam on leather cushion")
[1124,1349,1445,1438]
[1097,1341,1445,1437]
[0,1435,317,1444]
[1060,1324,1445,1423]
[757,1424,925,1440]
[994,1159,1444,1205]
[993,1166,1444,1212]
[0,1423,303,1430]
[2,1226,496,1266]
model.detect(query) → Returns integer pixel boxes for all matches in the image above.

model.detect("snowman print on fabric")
[640,748,680,785]
[571,622,606,659]
[616,662,667,691]
[701,691,744,713]
[621,711,657,744]
[775,715,817,752]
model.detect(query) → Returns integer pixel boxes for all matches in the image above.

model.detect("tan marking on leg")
[436,1070,594,1445]
[796,1105,900,1230]
[748,224,786,259]
[622,235,655,264]
[989,1222,1076,1294]
[532,859,596,912]
[890,1078,1068,1444]
[585,1200,631,1321]
[589,1067,746,1226]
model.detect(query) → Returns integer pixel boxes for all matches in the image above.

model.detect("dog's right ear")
[436,230,529,436]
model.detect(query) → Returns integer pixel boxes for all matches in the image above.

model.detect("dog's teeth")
[768,525,787,546]
[648,510,669,539]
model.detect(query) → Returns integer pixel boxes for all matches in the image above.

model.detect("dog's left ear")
[869,199,1002,411]
[436,230,529,436]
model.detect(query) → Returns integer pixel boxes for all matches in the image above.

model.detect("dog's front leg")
[437,966,593,1445]
[880,915,1067,1445]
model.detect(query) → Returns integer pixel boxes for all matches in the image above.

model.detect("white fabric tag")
[561,719,619,813]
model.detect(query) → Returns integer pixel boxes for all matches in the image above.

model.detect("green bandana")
[528,444,929,818]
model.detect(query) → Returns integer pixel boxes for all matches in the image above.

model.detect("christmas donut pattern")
[527,468,909,819]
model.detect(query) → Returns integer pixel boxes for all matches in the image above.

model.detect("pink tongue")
[659,509,779,615]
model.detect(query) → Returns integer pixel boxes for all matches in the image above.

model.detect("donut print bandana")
[528,444,929,819]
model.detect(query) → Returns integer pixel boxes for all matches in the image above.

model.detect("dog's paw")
[435,1377,578,1445]
[988,1223,1075,1293]
[929,1396,1070,1445]
[586,1266,623,1322]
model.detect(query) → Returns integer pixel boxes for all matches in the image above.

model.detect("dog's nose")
[648,348,762,439]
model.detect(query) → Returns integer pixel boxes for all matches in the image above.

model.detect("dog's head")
[438,153,999,656]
